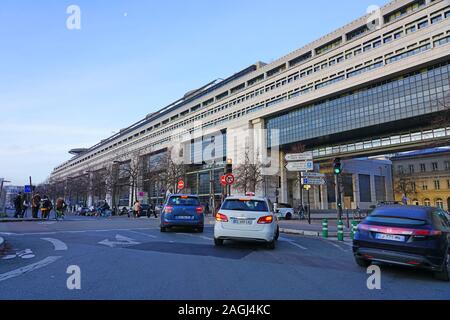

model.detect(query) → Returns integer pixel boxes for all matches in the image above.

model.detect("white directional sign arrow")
[285,152,313,162]
[301,172,325,178]
[301,178,326,185]
[98,234,140,248]
[285,161,314,172]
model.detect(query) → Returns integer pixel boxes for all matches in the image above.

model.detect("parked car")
[160,195,204,233]
[274,203,295,220]
[214,195,279,249]
[353,205,450,281]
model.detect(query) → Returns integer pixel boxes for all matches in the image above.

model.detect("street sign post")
[285,161,314,172]
[285,152,313,162]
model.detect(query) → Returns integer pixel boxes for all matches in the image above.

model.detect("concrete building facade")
[49,0,450,209]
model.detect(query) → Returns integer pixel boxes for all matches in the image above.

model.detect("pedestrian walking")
[133,200,141,218]
[55,197,67,220]
[21,198,30,218]
[31,192,41,219]
[41,196,53,219]
[14,192,23,218]
[147,202,157,218]
[204,202,210,216]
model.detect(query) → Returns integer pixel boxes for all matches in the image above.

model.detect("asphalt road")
[0,215,449,300]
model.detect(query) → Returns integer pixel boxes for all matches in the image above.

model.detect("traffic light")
[225,159,233,174]
[333,158,343,175]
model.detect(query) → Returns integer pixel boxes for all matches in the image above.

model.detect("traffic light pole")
[335,174,343,220]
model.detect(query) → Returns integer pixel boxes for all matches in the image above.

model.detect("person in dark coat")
[14,193,23,218]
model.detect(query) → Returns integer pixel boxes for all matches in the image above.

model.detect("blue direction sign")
[24,185,32,193]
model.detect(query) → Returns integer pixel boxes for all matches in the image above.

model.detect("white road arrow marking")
[0,256,62,282]
[98,234,140,248]
[41,238,68,251]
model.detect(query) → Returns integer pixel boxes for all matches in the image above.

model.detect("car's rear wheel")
[160,227,167,233]
[354,256,371,268]
[214,238,224,246]
[434,252,450,281]
[285,212,292,220]
[275,226,280,240]
[196,227,204,233]
[267,238,276,250]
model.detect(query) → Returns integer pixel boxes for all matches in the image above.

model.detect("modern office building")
[391,147,450,210]
[50,0,450,208]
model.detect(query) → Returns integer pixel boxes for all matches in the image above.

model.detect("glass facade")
[359,175,372,202]
[267,61,450,147]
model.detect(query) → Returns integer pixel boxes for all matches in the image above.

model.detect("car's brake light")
[215,212,228,222]
[196,206,203,214]
[413,229,442,237]
[164,206,173,213]
[358,224,441,237]
[257,215,273,224]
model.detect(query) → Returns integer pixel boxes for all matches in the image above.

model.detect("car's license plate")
[176,216,193,220]
[231,219,252,225]
[375,233,405,242]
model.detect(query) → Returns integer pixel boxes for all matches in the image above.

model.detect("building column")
[87,172,94,207]
[320,184,328,210]
[280,151,288,203]
[370,174,377,204]
[353,174,360,208]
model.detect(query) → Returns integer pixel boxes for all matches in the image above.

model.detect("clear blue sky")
[0,0,389,185]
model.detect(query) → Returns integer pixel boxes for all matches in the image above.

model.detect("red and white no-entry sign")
[220,175,227,186]
[178,180,185,190]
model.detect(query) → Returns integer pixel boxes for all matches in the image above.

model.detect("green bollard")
[322,219,328,238]
[337,220,344,241]
[350,221,359,240]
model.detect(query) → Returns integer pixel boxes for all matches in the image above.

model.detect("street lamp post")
[0,179,11,215]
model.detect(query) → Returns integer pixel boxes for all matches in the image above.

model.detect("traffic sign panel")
[301,172,325,178]
[285,152,313,162]
[301,178,325,185]
[225,174,235,185]
[220,175,227,186]
[177,180,185,190]
[286,161,314,172]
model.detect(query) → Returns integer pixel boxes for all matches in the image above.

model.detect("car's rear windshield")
[366,216,427,226]
[222,199,269,212]
[277,203,291,208]
[167,196,200,206]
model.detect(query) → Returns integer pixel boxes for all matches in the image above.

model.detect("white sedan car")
[274,203,295,220]
[214,195,279,249]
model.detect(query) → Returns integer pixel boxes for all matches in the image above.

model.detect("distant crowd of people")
[13,192,67,220]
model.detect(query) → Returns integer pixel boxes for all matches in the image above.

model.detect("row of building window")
[398,161,450,173]
[413,179,450,191]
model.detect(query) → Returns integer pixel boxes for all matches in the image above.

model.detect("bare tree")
[233,149,265,194]
[394,172,416,201]
[158,148,186,194]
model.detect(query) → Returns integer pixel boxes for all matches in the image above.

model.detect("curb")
[0,236,5,252]
[0,218,46,223]
[280,228,351,238]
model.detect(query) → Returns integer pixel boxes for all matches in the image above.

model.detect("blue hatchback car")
[160,194,204,233]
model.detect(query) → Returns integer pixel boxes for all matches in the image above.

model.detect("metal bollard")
[350,221,359,240]
[337,220,344,241]
[322,219,328,238]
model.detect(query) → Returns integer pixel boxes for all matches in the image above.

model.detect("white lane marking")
[2,249,35,260]
[279,237,307,250]
[0,228,158,237]
[126,230,157,238]
[323,240,349,252]
[98,234,141,248]
[41,238,68,251]
[38,221,57,225]
[0,256,62,282]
